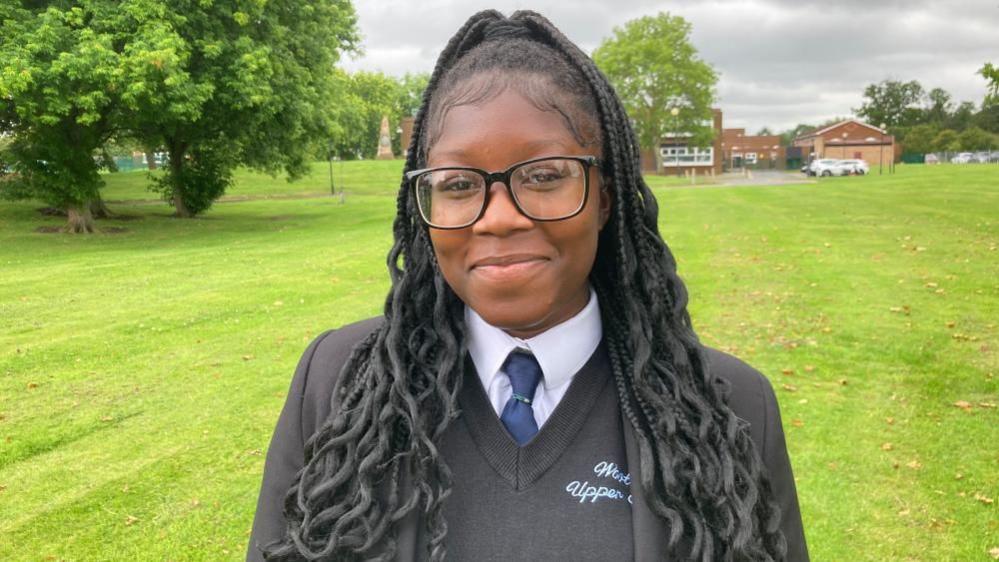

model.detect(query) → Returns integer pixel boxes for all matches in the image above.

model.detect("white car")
[810,159,846,176]
[951,152,974,164]
[837,159,870,175]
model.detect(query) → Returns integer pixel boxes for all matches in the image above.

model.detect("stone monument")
[376,115,395,160]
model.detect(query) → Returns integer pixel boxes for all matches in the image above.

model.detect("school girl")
[248,10,808,561]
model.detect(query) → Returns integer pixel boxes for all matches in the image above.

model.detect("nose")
[471,181,534,236]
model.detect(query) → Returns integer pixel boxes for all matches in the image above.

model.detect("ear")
[598,183,613,230]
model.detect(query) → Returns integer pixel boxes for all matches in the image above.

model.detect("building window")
[745,152,758,164]
[661,145,714,166]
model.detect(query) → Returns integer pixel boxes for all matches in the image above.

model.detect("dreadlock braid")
[265,9,787,561]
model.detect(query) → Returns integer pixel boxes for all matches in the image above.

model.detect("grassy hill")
[1,162,996,560]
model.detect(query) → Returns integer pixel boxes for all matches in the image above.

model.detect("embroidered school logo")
[565,460,633,504]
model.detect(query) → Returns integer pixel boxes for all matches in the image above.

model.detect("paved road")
[717,170,814,186]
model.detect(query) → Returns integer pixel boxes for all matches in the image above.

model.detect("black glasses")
[406,155,602,229]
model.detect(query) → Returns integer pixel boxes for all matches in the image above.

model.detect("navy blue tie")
[500,351,543,446]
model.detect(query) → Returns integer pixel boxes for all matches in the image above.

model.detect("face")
[426,87,611,339]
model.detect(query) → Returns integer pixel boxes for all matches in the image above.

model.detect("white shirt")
[465,287,602,429]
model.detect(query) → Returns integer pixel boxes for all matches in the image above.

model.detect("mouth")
[470,254,549,280]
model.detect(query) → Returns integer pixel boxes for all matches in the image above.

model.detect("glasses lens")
[414,169,485,227]
[511,158,587,219]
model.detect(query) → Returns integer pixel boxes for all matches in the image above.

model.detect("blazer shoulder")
[299,316,383,438]
[701,347,778,454]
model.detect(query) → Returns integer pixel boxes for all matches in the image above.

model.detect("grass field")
[1,162,996,560]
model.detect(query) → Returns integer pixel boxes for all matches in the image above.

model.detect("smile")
[470,255,549,281]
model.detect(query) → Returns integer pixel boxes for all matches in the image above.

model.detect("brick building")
[793,119,895,170]
[641,108,724,177]
[720,129,785,170]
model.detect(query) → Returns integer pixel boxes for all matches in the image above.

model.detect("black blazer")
[247,317,809,561]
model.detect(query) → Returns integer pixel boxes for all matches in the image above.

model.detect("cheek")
[429,231,467,289]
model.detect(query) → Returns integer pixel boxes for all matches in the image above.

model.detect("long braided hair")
[265,10,786,561]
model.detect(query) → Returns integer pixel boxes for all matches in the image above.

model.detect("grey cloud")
[341,0,999,132]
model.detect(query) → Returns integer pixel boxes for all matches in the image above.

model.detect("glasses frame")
[406,155,603,230]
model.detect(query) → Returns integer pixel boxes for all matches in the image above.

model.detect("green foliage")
[0,1,122,225]
[900,123,939,154]
[980,62,998,107]
[326,70,429,160]
[779,123,816,146]
[592,12,718,151]
[855,80,925,131]
[956,126,997,151]
[118,0,360,216]
[932,129,959,152]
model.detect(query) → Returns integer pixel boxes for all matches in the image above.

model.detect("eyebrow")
[431,139,573,161]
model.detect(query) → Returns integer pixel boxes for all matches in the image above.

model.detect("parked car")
[925,154,940,164]
[951,152,975,164]
[811,159,846,176]
[837,159,870,175]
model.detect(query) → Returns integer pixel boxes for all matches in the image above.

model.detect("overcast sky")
[339,0,999,133]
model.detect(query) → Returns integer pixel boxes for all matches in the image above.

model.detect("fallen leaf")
[946,321,956,328]
[26,382,37,389]
[979,402,996,409]
[791,419,804,427]
[838,378,848,386]
[989,546,999,559]
[881,442,893,451]
[242,355,254,361]
[100,415,113,422]
[907,460,923,470]
[955,473,964,480]
[781,383,797,392]
[975,493,995,505]
[886,417,895,425]
[125,515,139,526]
[954,400,973,411]
[898,508,910,516]
[781,368,794,375]
[804,365,815,373]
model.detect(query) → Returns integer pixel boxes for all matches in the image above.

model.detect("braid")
[265,9,786,561]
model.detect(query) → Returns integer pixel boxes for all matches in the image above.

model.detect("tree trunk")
[89,194,113,219]
[167,142,192,218]
[65,206,96,234]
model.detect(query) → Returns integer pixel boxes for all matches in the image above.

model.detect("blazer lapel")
[623,412,668,561]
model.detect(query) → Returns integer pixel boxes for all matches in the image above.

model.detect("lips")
[470,254,549,282]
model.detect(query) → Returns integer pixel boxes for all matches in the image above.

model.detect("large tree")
[121,0,359,217]
[592,12,717,167]
[0,1,123,232]
[980,62,998,107]
[855,79,925,131]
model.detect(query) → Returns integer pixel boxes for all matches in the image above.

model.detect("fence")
[915,150,999,165]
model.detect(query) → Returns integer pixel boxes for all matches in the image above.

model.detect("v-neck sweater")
[429,343,634,561]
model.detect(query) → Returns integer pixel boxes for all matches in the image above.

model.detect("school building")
[720,129,785,170]
[641,108,724,177]
[792,119,895,169]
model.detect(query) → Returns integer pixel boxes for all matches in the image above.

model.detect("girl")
[248,10,808,561]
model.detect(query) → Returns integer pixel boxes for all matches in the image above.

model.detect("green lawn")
[1,162,996,560]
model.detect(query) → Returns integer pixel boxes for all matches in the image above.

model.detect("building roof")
[794,119,887,141]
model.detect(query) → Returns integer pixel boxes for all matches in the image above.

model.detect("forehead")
[427,89,587,166]
[422,72,602,165]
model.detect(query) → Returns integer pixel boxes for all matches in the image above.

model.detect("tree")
[0,1,123,232]
[900,124,939,154]
[932,129,960,152]
[957,126,996,151]
[592,12,718,166]
[855,80,925,131]
[756,126,774,136]
[923,88,954,126]
[980,63,999,107]
[779,123,815,146]
[121,0,359,217]
[947,101,976,131]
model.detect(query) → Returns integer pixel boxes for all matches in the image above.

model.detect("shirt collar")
[465,287,602,391]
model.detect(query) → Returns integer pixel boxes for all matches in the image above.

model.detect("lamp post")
[879,122,886,175]
[671,107,680,177]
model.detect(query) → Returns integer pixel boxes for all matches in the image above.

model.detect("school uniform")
[247,293,809,561]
